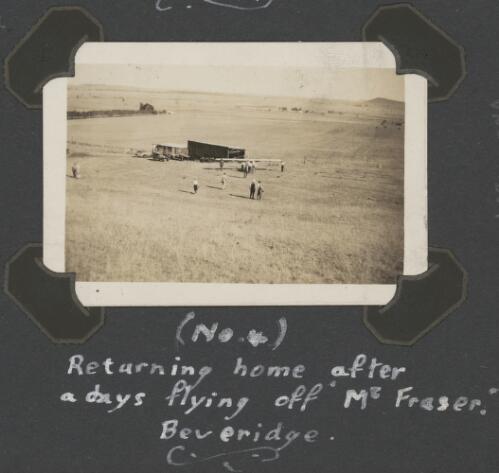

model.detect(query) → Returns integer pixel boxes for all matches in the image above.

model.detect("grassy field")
[66,86,404,284]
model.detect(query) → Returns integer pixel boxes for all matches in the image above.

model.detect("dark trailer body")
[188,140,246,160]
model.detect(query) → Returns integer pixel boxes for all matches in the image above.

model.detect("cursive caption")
[58,312,498,471]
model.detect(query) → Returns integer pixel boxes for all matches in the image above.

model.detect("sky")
[71,64,405,102]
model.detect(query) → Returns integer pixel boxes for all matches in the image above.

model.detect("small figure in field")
[257,181,264,200]
[250,179,257,199]
[281,161,286,173]
[72,162,81,179]
[219,159,224,169]
[243,162,249,178]
[221,172,227,190]
[251,161,257,174]
[193,178,199,194]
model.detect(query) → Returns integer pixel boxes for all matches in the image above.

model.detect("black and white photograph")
[43,43,427,306]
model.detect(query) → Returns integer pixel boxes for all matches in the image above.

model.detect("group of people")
[192,174,230,193]
[243,161,257,178]
[250,179,264,200]
[71,158,277,203]
[192,174,264,200]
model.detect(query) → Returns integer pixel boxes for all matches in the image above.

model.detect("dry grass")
[66,88,404,284]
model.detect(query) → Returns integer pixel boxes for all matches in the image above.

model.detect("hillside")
[67,85,405,121]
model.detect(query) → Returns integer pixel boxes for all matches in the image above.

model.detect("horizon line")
[68,83,405,104]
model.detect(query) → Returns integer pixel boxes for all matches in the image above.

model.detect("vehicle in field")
[151,143,188,161]
[188,140,246,161]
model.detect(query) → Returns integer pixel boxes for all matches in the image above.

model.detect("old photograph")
[43,43,427,306]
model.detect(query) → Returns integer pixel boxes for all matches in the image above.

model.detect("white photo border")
[43,42,427,307]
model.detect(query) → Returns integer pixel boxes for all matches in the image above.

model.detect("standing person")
[219,159,224,170]
[243,162,248,178]
[250,179,257,199]
[221,172,227,190]
[193,178,199,194]
[72,162,81,179]
[252,161,256,174]
[281,161,286,173]
[257,181,264,200]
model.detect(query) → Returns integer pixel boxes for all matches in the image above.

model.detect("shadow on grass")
[207,185,223,190]
[178,189,195,195]
[229,193,251,200]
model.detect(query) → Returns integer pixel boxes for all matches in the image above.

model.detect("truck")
[151,143,188,161]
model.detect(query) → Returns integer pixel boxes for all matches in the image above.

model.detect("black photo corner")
[0,1,498,473]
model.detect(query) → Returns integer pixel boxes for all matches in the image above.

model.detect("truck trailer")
[187,140,246,161]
